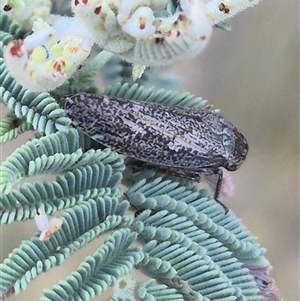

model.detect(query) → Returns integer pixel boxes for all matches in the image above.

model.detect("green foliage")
[0,163,123,223]
[50,0,72,16]
[0,14,28,39]
[103,82,207,109]
[101,57,179,91]
[41,230,143,301]
[0,112,33,143]
[126,172,265,267]
[0,129,124,195]
[125,172,264,301]
[0,200,133,296]
[136,280,186,301]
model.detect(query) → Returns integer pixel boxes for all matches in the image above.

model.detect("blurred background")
[0,0,299,300]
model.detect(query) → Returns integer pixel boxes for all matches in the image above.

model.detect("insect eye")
[224,161,238,171]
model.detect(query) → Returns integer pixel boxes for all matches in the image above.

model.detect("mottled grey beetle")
[65,94,248,212]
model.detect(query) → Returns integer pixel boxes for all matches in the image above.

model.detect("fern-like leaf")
[123,171,268,300]
[127,173,266,266]
[41,229,143,301]
[0,200,133,298]
[106,297,133,301]
[136,279,191,301]
[103,82,208,109]
[0,111,33,143]
[0,162,123,223]
[0,129,124,195]
[0,13,28,38]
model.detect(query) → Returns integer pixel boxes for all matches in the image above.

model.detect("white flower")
[180,0,213,40]
[4,18,93,91]
[118,6,155,40]
[35,207,63,241]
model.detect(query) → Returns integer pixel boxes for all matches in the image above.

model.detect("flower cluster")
[4,18,93,91]
[3,0,263,91]
[72,0,213,66]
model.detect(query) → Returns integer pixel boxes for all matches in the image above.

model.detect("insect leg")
[131,161,201,181]
[214,169,229,214]
[130,161,229,214]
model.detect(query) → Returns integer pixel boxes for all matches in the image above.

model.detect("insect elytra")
[65,93,249,212]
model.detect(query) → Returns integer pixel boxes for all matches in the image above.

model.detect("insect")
[35,207,63,241]
[64,94,248,212]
